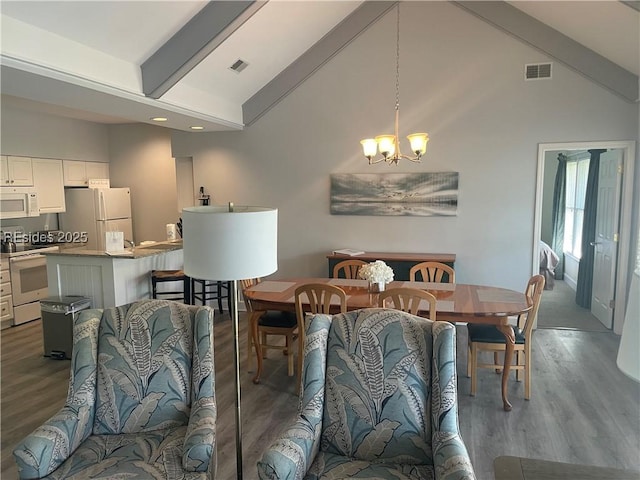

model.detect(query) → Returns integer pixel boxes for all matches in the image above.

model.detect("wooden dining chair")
[332,259,367,279]
[409,261,455,283]
[295,283,347,392]
[466,274,545,400]
[378,287,437,320]
[241,278,298,376]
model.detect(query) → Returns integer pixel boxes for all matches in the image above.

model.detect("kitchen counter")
[42,240,183,258]
[45,241,183,308]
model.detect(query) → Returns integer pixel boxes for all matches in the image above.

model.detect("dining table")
[243,277,532,411]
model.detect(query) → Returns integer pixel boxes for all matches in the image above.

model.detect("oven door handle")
[9,254,46,266]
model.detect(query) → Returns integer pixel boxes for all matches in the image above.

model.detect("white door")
[95,188,131,220]
[591,149,623,328]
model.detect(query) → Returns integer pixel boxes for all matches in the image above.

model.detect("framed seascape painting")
[330,172,459,216]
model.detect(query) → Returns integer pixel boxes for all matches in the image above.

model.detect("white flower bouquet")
[358,260,394,284]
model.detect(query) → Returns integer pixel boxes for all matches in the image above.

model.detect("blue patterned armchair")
[258,308,475,480]
[13,300,216,479]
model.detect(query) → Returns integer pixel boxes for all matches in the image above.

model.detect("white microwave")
[0,187,39,219]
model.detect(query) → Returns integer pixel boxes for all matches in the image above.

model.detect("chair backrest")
[295,283,347,320]
[409,261,455,283]
[240,278,260,312]
[378,287,437,319]
[314,308,457,463]
[520,274,545,336]
[92,300,214,435]
[332,259,367,279]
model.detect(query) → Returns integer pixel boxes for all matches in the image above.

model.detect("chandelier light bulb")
[407,133,429,157]
[360,138,378,160]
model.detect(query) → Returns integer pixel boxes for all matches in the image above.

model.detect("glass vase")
[369,281,386,293]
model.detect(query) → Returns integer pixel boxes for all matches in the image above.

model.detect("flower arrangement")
[358,260,394,284]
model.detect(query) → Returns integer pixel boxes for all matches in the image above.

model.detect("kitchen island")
[44,240,183,308]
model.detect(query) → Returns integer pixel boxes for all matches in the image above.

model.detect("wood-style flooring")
[2,311,639,479]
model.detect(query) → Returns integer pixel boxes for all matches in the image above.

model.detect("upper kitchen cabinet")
[1,156,34,186]
[32,158,65,213]
[63,160,109,187]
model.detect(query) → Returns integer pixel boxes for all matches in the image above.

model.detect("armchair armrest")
[257,313,332,480]
[431,322,476,480]
[13,404,93,479]
[183,305,216,473]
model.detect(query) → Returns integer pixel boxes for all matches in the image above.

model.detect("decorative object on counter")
[330,172,459,216]
[166,223,177,241]
[177,218,183,238]
[183,203,278,480]
[358,260,394,293]
[197,186,210,206]
[359,3,428,165]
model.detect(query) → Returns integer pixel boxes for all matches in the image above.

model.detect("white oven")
[9,246,58,324]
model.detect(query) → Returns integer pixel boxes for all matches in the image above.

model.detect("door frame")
[533,140,636,334]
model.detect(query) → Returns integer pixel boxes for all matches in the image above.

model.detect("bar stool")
[191,279,232,313]
[151,269,191,304]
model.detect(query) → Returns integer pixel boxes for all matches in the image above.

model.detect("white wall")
[108,124,178,244]
[172,2,638,290]
[0,103,110,162]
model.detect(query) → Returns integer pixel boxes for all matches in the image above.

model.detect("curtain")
[576,149,606,308]
[550,153,567,279]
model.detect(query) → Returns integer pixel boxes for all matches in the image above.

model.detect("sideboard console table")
[327,252,456,281]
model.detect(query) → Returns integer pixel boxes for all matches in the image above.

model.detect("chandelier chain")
[395,3,400,112]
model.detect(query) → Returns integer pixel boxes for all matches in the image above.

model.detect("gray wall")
[172,2,638,290]
[108,124,179,244]
[0,103,110,162]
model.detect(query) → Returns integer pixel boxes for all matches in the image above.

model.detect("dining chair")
[294,283,347,392]
[466,274,545,400]
[241,278,298,376]
[409,261,456,283]
[258,308,476,479]
[378,287,437,319]
[332,259,367,279]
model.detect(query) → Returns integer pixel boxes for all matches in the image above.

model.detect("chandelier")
[360,3,429,165]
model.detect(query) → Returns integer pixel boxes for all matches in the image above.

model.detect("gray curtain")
[576,149,606,308]
[551,153,567,279]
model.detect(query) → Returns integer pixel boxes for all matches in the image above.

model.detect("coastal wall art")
[330,172,459,216]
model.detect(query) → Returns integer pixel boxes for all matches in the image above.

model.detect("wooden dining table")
[243,277,532,411]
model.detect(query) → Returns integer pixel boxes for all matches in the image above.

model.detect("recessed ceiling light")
[151,117,168,122]
[190,126,205,130]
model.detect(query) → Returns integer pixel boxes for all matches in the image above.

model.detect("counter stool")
[191,279,232,313]
[151,269,191,304]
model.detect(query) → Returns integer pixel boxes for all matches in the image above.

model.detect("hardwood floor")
[2,312,639,479]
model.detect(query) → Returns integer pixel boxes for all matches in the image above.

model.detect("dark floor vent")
[525,63,552,80]
[229,59,249,73]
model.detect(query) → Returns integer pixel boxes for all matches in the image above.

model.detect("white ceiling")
[1,1,637,132]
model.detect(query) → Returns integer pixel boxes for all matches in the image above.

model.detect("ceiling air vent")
[525,63,552,80]
[229,59,249,73]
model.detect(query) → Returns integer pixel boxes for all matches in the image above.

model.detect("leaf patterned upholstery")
[13,300,216,479]
[257,308,476,480]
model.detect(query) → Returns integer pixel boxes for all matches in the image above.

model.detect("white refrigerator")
[60,188,133,250]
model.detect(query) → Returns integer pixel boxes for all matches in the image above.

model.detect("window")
[564,156,589,258]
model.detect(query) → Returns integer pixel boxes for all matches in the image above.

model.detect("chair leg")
[470,343,478,396]
[516,351,523,382]
[261,332,267,359]
[524,345,531,400]
[227,282,232,314]
[466,342,472,378]
[287,333,294,376]
[217,281,223,313]
[494,351,502,374]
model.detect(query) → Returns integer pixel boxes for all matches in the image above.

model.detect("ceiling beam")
[454,1,638,103]
[242,1,396,127]
[141,1,266,99]
[620,1,640,13]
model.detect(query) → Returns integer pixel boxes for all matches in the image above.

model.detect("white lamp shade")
[182,205,278,281]
[375,135,396,157]
[617,269,640,382]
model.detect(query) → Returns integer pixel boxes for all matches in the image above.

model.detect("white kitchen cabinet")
[1,156,33,186]
[0,259,13,328]
[32,158,66,213]
[63,160,109,186]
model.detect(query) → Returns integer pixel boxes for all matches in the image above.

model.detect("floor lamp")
[183,204,278,479]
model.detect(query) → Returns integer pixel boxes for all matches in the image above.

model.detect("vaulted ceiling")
[1,1,638,132]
